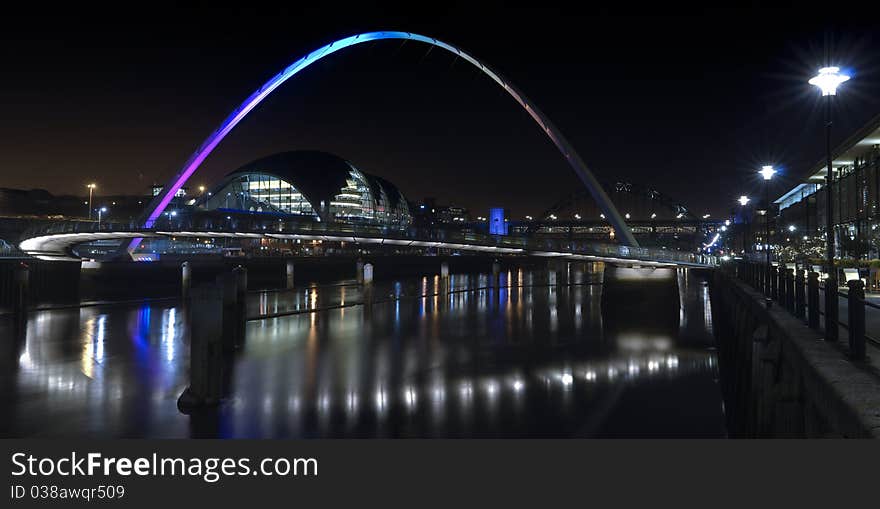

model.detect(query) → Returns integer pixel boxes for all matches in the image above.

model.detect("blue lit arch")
[139,31,638,247]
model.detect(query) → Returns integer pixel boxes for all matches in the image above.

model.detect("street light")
[809,65,850,342]
[759,166,775,297]
[738,195,751,257]
[86,183,97,220]
[97,206,107,227]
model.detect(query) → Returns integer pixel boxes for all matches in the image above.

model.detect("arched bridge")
[138,31,639,249]
[19,220,715,267]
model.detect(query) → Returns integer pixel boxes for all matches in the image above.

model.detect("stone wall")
[711,269,880,438]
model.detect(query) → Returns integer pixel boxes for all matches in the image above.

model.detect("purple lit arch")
[136,31,638,248]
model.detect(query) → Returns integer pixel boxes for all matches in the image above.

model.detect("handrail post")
[778,267,786,305]
[770,265,777,299]
[785,268,795,312]
[825,272,839,342]
[795,269,805,319]
[778,266,786,303]
[847,280,866,361]
[807,271,820,329]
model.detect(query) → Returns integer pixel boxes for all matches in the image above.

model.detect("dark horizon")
[1,3,879,218]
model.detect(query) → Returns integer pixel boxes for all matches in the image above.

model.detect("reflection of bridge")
[19,220,715,266]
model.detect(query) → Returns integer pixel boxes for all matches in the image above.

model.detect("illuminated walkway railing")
[20,219,711,265]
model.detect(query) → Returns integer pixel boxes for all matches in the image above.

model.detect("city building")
[412,197,470,227]
[489,207,509,235]
[771,112,880,260]
[199,151,412,228]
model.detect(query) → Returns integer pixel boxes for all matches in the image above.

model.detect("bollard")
[779,268,786,309]
[785,268,795,312]
[285,260,295,289]
[778,267,786,303]
[178,285,226,411]
[807,272,820,329]
[767,265,779,300]
[356,259,365,284]
[440,261,449,278]
[847,280,866,360]
[795,269,806,320]
[780,268,788,305]
[181,261,191,301]
[824,273,839,342]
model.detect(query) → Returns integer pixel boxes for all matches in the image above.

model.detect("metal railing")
[19,219,712,265]
[0,240,27,259]
[730,261,872,361]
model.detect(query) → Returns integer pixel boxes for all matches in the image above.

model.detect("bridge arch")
[140,31,638,247]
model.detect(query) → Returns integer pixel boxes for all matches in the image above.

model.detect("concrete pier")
[362,263,374,309]
[285,260,295,289]
[178,285,227,411]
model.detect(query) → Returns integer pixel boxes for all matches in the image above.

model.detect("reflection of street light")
[760,166,775,291]
[87,183,97,219]
[809,65,850,342]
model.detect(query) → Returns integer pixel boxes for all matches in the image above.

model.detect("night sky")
[1,3,879,219]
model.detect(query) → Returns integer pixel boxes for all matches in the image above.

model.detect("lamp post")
[809,66,850,341]
[759,166,776,295]
[97,207,107,228]
[738,195,750,256]
[86,183,97,220]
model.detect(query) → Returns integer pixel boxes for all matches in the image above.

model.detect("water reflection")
[0,267,723,438]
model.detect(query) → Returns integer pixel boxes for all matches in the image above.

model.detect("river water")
[0,267,725,437]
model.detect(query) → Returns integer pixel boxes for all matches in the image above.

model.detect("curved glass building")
[202,151,412,227]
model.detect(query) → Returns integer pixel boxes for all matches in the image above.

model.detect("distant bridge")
[19,220,715,267]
